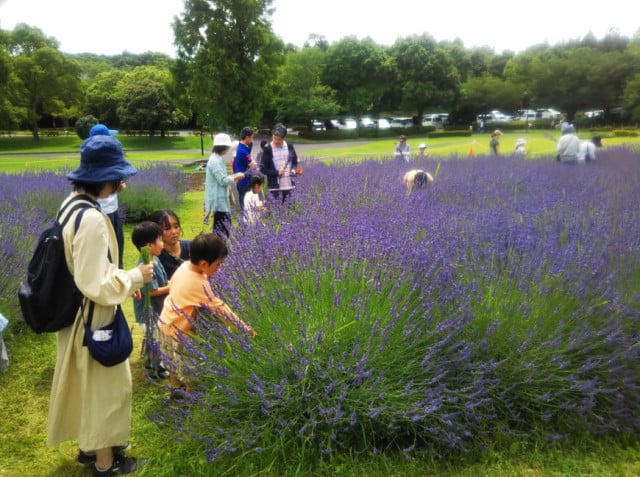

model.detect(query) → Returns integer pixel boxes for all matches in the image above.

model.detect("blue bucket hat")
[67,135,137,183]
[89,124,119,136]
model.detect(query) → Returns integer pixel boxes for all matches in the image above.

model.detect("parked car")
[325,119,341,130]
[376,118,391,129]
[477,110,511,124]
[339,118,357,130]
[422,114,444,127]
[536,108,562,120]
[310,120,326,131]
[390,117,413,128]
[517,109,539,122]
[359,117,375,128]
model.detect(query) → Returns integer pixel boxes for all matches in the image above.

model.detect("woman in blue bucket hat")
[48,134,154,475]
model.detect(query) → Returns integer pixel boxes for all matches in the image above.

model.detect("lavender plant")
[0,164,186,319]
[156,148,640,467]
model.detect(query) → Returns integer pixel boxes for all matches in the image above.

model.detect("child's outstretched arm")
[214,303,256,337]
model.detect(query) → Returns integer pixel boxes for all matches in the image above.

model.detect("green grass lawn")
[1,128,634,170]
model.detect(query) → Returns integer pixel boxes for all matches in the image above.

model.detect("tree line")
[1,0,640,140]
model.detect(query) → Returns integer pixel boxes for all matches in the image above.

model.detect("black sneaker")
[93,456,147,476]
[155,365,170,380]
[78,443,130,466]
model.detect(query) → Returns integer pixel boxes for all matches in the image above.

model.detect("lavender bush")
[157,149,640,466]
[0,164,186,317]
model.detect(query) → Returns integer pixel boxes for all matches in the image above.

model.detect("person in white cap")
[514,138,526,157]
[416,143,428,159]
[204,133,245,238]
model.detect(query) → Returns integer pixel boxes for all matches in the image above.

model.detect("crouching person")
[158,232,256,394]
[402,169,434,193]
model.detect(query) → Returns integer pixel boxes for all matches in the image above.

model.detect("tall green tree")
[7,24,83,139]
[173,0,284,132]
[390,35,461,120]
[274,47,340,124]
[322,37,393,116]
[116,66,186,136]
[0,42,25,130]
[86,69,127,126]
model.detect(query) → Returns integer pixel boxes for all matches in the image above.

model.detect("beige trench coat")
[47,194,143,450]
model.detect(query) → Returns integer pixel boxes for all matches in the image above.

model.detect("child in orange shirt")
[159,232,255,391]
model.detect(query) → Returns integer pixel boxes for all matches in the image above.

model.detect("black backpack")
[18,195,98,333]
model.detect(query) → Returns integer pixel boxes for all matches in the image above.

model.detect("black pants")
[213,211,231,239]
[269,190,292,203]
[237,182,250,211]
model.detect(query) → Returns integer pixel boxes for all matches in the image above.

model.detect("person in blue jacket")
[233,126,257,210]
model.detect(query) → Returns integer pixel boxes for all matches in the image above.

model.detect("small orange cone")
[469,139,477,158]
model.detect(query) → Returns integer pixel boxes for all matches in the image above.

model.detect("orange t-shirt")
[159,261,244,339]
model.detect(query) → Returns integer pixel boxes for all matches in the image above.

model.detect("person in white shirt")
[514,138,526,157]
[556,123,580,164]
[243,175,266,225]
[577,136,603,163]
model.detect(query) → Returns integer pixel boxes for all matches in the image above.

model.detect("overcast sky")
[0,0,637,57]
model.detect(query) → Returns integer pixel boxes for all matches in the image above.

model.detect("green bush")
[613,129,639,137]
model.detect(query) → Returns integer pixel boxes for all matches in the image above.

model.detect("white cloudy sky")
[0,0,637,56]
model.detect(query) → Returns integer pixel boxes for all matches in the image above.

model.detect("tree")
[173,0,284,132]
[0,44,25,130]
[74,114,99,139]
[390,35,461,120]
[7,24,83,139]
[321,37,392,116]
[116,66,185,136]
[274,47,340,124]
[86,69,127,126]
[12,48,83,139]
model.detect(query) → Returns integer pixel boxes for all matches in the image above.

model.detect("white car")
[339,119,357,130]
[422,114,444,127]
[376,118,391,129]
[359,117,375,128]
[390,117,413,128]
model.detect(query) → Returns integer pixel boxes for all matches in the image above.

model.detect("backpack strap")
[56,194,99,228]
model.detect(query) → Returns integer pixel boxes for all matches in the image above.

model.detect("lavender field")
[2,149,640,471]
[154,149,640,466]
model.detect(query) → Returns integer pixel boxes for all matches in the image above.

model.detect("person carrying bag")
[47,134,154,476]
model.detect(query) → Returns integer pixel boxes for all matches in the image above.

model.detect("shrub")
[74,114,99,140]
[118,162,188,222]
[0,164,187,320]
[154,149,640,467]
[613,129,639,137]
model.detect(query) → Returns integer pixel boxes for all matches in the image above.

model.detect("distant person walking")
[394,135,411,162]
[514,138,526,157]
[489,130,502,156]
